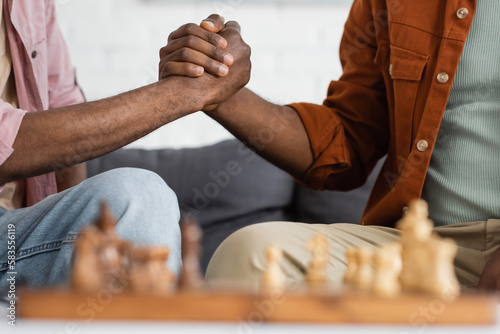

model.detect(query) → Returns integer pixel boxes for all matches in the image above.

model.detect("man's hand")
[478,247,500,291]
[159,14,251,110]
[159,15,231,79]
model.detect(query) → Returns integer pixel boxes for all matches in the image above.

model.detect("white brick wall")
[56,0,352,149]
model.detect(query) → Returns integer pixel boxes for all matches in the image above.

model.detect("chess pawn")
[262,245,286,290]
[343,247,358,284]
[130,246,175,294]
[372,243,402,297]
[352,247,375,290]
[306,233,329,285]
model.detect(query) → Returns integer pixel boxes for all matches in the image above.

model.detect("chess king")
[160,1,500,292]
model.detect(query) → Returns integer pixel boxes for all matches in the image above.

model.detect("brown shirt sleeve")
[290,0,389,191]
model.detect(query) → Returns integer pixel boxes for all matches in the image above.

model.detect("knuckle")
[206,32,220,45]
[163,62,174,71]
[160,64,171,77]
[245,44,252,57]
[167,31,176,42]
[184,23,197,34]
[212,47,225,60]
[227,30,242,42]
[185,35,197,47]
[179,47,191,60]
[225,27,237,35]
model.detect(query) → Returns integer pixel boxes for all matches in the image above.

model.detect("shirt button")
[457,8,469,19]
[417,140,429,152]
[31,50,37,59]
[437,72,449,84]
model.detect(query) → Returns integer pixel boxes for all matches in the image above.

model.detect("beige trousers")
[206,220,500,289]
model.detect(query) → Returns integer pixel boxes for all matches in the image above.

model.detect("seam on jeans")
[0,233,79,272]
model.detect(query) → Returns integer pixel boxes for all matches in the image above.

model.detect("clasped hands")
[159,14,251,111]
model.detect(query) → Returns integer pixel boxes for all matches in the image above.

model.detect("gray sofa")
[87,139,383,272]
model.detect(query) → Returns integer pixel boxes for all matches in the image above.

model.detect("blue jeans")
[0,168,181,296]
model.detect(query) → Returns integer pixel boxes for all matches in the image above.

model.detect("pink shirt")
[0,0,84,206]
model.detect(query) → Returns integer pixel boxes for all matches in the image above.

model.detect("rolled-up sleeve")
[289,0,389,191]
[289,102,350,189]
[0,100,26,166]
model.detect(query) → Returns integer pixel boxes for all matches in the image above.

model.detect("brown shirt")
[290,0,477,226]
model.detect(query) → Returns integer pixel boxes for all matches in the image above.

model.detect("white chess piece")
[306,234,329,285]
[397,199,460,298]
[372,243,402,297]
[262,245,286,290]
[343,247,358,284]
[352,247,375,290]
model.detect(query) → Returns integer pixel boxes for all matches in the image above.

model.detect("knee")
[91,168,175,201]
[86,168,180,220]
[85,168,181,273]
[206,222,284,281]
[76,168,180,243]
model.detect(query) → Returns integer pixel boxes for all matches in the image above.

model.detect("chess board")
[18,287,497,325]
[20,202,496,326]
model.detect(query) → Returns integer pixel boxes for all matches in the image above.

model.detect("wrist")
[208,88,246,116]
[158,76,208,114]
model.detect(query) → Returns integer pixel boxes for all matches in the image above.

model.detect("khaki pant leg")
[434,219,500,289]
[205,222,400,286]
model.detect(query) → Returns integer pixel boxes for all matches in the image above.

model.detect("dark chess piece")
[179,215,205,289]
[71,203,132,292]
[130,246,175,294]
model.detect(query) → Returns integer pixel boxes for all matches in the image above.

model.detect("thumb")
[200,14,225,33]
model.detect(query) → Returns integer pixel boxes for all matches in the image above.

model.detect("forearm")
[0,77,204,184]
[208,88,313,178]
